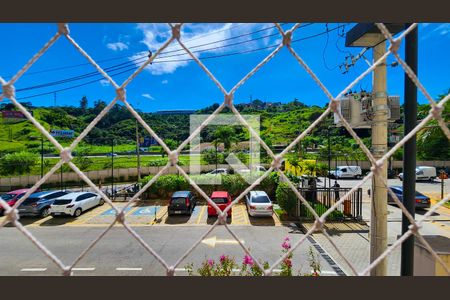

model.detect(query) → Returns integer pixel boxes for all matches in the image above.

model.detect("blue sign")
[139,136,158,147]
[101,207,132,216]
[50,129,75,138]
[132,206,160,216]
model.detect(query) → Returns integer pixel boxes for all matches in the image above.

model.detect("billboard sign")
[139,136,158,147]
[2,110,27,119]
[50,129,75,138]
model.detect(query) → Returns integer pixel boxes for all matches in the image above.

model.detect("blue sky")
[0,23,449,112]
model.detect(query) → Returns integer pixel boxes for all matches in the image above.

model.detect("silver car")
[245,191,273,217]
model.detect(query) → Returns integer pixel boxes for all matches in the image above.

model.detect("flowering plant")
[280,236,293,276]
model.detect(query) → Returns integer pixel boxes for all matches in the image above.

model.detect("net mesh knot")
[314,218,325,232]
[60,148,73,163]
[330,99,339,113]
[62,267,72,276]
[57,23,70,35]
[225,93,234,107]
[218,212,227,225]
[168,151,178,166]
[166,266,175,276]
[282,30,292,46]
[271,155,282,170]
[172,24,182,40]
[5,207,19,223]
[116,211,126,224]
[430,105,443,120]
[389,38,401,54]
[408,223,421,235]
[116,87,126,102]
[2,83,15,99]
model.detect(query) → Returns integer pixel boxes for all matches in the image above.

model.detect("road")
[0,225,341,276]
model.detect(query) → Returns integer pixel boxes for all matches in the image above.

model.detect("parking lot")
[0,201,282,228]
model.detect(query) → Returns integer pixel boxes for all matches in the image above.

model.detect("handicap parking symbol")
[101,207,132,216]
[132,206,160,216]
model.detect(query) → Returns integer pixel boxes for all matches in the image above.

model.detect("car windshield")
[391,188,425,197]
[212,197,228,204]
[21,197,39,205]
[171,197,186,205]
[0,194,15,201]
[252,195,270,203]
[53,199,72,205]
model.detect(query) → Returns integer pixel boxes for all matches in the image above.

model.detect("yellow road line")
[196,206,206,224]
[68,205,112,225]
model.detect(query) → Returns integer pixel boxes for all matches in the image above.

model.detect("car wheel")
[41,207,51,218]
[99,198,105,206]
[73,208,82,217]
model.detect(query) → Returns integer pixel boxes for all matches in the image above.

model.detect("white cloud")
[107,41,129,51]
[161,79,168,84]
[142,93,154,100]
[132,23,279,75]
[420,23,450,41]
[99,79,110,86]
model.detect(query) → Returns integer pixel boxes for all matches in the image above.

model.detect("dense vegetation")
[1,93,449,164]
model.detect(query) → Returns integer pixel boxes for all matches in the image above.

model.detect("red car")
[0,189,36,215]
[207,191,232,217]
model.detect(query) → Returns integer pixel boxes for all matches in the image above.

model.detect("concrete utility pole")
[370,41,389,276]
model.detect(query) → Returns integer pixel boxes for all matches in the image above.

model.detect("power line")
[6,23,289,80]
[16,24,345,101]
[15,23,300,92]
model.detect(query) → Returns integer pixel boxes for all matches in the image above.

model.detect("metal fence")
[297,187,363,221]
[0,23,449,276]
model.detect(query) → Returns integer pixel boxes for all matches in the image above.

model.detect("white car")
[236,165,267,175]
[245,191,273,217]
[398,166,437,181]
[50,192,105,217]
[328,166,362,179]
[207,168,228,175]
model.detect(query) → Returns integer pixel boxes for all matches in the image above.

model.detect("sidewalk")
[301,222,401,275]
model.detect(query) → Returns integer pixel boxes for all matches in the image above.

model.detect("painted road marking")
[101,207,133,216]
[72,267,95,271]
[196,206,206,224]
[116,267,143,271]
[21,268,47,272]
[201,236,244,247]
[132,206,160,216]
[68,205,111,225]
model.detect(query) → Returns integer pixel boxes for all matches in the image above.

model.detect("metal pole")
[60,165,63,191]
[40,136,44,179]
[111,138,114,200]
[441,170,445,200]
[401,24,418,276]
[136,120,141,182]
[370,40,388,276]
[328,128,331,188]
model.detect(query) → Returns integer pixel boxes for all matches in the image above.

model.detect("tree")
[213,126,237,152]
[80,96,88,110]
[0,151,38,175]
[161,139,178,157]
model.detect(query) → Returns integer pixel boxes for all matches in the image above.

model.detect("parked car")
[207,168,228,175]
[398,166,437,181]
[245,191,273,217]
[167,191,197,216]
[18,190,69,217]
[106,152,118,157]
[207,191,232,217]
[328,166,362,179]
[236,165,267,175]
[0,188,37,216]
[387,186,430,209]
[50,192,105,217]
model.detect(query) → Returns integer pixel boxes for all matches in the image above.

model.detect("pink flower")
[283,258,292,268]
[207,259,214,266]
[243,254,254,266]
[220,255,227,263]
[281,241,291,250]
[284,237,290,242]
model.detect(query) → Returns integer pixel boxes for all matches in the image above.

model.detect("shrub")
[0,151,38,175]
[276,182,297,216]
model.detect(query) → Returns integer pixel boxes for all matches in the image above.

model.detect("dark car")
[387,186,430,209]
[18,190,69,217]
[167,191,197,216]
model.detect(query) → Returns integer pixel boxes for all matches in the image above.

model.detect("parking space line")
[72,267,95,271]
[29,216,52,226]
[196,206,206,224]
[68,205,111,225]
[116,267,142,271]
[21,268,47,272]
